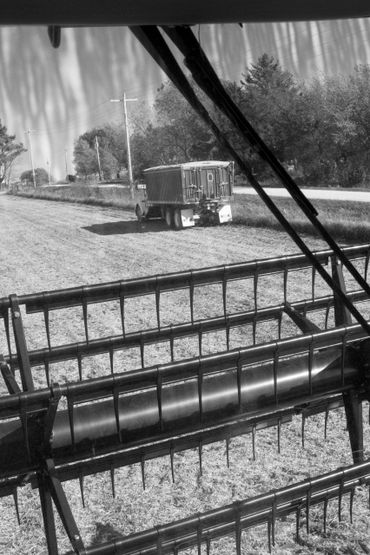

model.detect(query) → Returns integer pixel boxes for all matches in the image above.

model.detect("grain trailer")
[135,160,234,228]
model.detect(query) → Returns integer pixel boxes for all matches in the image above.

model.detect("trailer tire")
[135,203,145,222]
[173,209,183,230]
[165,207,173,228]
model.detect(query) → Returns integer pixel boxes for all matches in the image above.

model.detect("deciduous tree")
[0,121,26,185]
[73,124,127,180]
[20,167,49,186]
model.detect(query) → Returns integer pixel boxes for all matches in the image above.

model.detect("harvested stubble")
[0,194,369,554]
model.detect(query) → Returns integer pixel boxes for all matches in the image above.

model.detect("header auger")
[1,245,370,553]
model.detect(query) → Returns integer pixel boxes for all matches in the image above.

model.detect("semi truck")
[135,160,234,229]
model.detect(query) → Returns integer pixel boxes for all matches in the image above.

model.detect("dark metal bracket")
[130,25,370,335]
[0,354,21,394]
[331,256,353,328]
[284,303,321,334]
[38,459,86,555]
[9,295,34,391]
[330,256,364,463]
[37,386,85,554]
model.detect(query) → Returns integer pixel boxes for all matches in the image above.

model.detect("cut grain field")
[0,194,369,555]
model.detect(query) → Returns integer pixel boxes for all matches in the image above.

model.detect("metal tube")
[0,321,367,420]
[0,340,360,476]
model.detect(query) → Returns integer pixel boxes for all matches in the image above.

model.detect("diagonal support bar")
[331,256,353,327]
[163,25,370,309]
[9,295,33,391]
[38,471,59,554]
[130,26,370,336]
[43,459,86,554]
[0,355,20,394]
[131,24,370,335]
[343,390,364,463]
[284,303,321,334]
[331,256,363,463]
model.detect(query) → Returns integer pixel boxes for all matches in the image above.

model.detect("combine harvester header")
[2,7,370,553]
[1,245,370,553]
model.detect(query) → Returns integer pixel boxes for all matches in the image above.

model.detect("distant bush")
[21,167,49,186]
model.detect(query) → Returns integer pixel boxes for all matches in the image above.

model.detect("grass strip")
[10,185,370,243]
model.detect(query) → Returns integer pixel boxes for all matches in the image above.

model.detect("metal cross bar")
[0,328,368,479]
[0,394,347,496]
[1,321,368,421]
[65,459,370,555]
[0,245,367,316]
[5,288,370,374]
[2,255,370,381]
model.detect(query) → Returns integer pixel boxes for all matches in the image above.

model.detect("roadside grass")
[11,184,136,210]
[10,184,370,243]
[232,195,370,243]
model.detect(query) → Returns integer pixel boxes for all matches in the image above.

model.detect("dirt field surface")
[0,194,369,555]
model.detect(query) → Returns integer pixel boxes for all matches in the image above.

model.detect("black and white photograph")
[1,3,370,554]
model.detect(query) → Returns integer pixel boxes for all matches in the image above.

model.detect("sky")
[1,19,370,180]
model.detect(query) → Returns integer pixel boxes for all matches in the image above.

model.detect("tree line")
[73,55,370,187]
[2,54,370,188]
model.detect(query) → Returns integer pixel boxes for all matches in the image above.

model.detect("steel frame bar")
[63,459,370,555]
[0,245,368,316]
[1,321,369,420]
[42,459,86,554]
[0,394,348,496]
[0,356,20,394]
[4,1,370,26]
[4,289,370,375]
[8,295,33,391]
[1,255,369,553]
[331,256,365,462]
[0,324,368,483]
[2,249,370,385]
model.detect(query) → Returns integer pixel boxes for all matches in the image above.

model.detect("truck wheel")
[173,209,183,230]
[165,207,173,228]
[135,203,144,222]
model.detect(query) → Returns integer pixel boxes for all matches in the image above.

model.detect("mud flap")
[218,204,232,223]
[180,209,195,227]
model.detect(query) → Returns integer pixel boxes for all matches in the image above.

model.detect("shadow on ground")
[90,522,125,546]
[83,219,169,235]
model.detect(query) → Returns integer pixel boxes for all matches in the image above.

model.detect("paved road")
[234,186,370,203]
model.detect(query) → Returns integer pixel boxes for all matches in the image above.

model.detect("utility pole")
[64,149,68,179]
[110,92,137,198]
[95,136,102,181]
[25,130,36,188]
[46,160,51,185]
